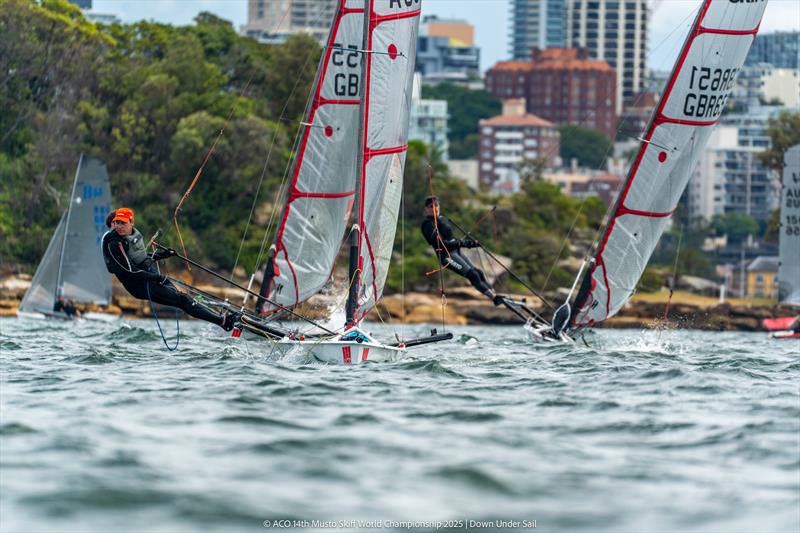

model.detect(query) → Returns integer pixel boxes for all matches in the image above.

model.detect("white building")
[241,0,336,44]
[734,64,800,109]
[409,74,449,160]
[566,0,648,111]
[687,106,784,222]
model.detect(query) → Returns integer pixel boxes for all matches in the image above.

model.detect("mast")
[345,0,372,327]
[55,153,83,299]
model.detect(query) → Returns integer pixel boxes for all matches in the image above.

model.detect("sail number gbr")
[682,66,739,119]
[332,43,361,97]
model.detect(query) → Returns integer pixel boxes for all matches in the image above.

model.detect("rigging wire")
[663,224,684,321]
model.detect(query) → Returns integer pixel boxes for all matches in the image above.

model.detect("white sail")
[778,144,800,306]
[571,0,769,328]
[263,0,366,312]
[352,0,421,321]
[19,155,113,314]
[19,214,67,314]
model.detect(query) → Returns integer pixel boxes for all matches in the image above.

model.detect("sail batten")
[571,0,768,328]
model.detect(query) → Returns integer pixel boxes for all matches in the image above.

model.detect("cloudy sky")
[92,0,799,72]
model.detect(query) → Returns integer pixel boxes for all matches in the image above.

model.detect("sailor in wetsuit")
[101,207,238,330]
[420,196,506,306]
[53,295,80,318]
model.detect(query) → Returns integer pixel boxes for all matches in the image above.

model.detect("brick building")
[478,99,560,192]
[486,48,617,139]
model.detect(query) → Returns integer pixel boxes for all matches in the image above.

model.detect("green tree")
[710,212,760,242]
[557,124,613,169]
[758,111,800,172]
[421,83,501,159]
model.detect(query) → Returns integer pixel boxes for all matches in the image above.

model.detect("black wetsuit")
[101,229,224,327]
[420,215,494,298]
[53,299,78,317]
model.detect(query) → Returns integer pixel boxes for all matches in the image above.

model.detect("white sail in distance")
[262,0,366,313]
[570,0,769,328]
[351,0,421,321]
[778,144,800,306]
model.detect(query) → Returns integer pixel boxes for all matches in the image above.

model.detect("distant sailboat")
[18,155,116,321]
[527,0,770,342]
[764,144,800,339]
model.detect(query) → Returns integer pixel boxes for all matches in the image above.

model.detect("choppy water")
[1,317,798,532]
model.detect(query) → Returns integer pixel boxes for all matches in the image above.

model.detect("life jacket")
[102,228,152,274]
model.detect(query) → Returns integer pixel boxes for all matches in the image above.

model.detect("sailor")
[101,207,239,330]
[420,196,506,306]
[54,295,80,318]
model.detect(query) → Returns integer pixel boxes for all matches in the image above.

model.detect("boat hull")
[524,322,575,344]
[276,339,406,365]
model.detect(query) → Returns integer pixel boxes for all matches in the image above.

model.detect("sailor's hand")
[461,238,479,248]
[164,248,177,258]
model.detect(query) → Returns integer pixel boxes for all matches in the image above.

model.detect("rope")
[146,282,180,352]
[663,224,684,321]
[426,164,447,331]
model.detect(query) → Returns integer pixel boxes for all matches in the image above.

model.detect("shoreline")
[1,275,794,332]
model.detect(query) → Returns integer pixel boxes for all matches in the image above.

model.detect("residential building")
[416,16,480,83]
[478,99,560,192]
[447,160,479,190]
[241,0,336,44]
[687,106,784,223]
[745,31,800,69]
[566,0,648,111]
[746,256,779,299]
[487,48,617,139]
[68,0,91,8]
[510,0,567,60]
[733,65,800,108]
[570,172,622,205]
[409,74,449,159]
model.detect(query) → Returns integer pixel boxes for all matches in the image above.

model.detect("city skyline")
[92,0,799,73]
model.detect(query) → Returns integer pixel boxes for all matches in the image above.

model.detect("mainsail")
[261,0,366,312]
[777,144,800,306]
[570,0,768,328]
[19,155,113,314]
[351,0,421,321]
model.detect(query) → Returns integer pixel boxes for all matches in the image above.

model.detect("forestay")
[571,0,768,327]
[262,0,366,313]
[352,0,420,321]
[778,144,800,306]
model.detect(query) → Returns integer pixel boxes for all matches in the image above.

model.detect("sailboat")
[763,143,800,339]
[236,0,451,363]
[527,0,770,342]
[17,155,116,321]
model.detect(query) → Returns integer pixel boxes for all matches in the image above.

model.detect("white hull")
[16,310,120,322]
[524,322,575,344]
[271,326,406,365]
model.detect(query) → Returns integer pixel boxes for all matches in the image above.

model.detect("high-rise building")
[733,64,800,109]
[687,106,784,223]
[566,0,647,111]
[416,16,480,84]
[486,48,617,139]
[478,99,560,192]
[745,31,800,69]
[241,0,336,44]
[68,0,91,9]
[510,0,567,60]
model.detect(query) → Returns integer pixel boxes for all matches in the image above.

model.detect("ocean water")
[1,317,798,533]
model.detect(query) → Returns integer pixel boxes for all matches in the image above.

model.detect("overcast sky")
[92,0,800,72]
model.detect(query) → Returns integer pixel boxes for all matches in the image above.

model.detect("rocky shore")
[1,274,793,332]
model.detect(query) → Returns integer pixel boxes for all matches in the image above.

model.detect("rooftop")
[747,256,779,272]
[480,113,554,127]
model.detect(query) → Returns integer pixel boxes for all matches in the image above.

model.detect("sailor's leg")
[447,252,495,299]
[146,282,226,327]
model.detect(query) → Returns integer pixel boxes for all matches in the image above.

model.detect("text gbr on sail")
[683,67,738,118]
